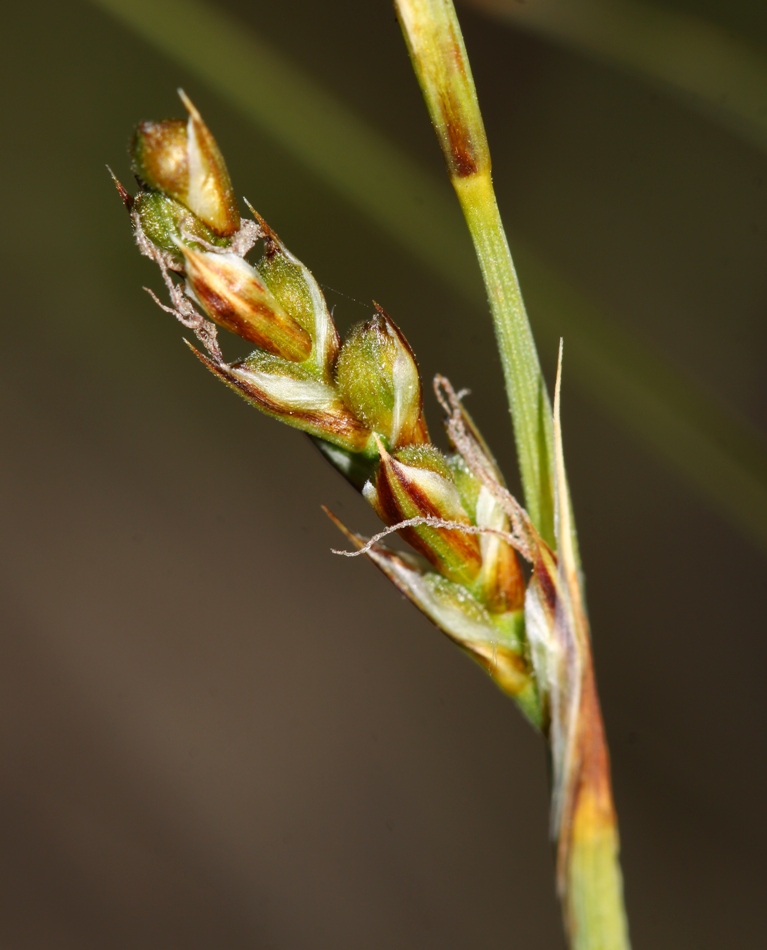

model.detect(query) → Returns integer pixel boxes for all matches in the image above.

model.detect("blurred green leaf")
[466,0,767,154]
[89,0,767,550]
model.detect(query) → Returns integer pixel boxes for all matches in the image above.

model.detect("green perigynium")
[334,307,426,449]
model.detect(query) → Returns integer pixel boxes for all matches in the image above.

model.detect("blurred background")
[2,0,766,946]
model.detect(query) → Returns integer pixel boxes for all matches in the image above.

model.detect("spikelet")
[116,93,540,728]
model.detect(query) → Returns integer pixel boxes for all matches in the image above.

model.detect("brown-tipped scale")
[364,441,482,587]
[181,246,313,361]
[448,455,526,614]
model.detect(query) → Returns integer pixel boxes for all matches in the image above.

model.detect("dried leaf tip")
[107,166,133,210]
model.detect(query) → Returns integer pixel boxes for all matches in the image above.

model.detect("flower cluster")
[118,93,543,726]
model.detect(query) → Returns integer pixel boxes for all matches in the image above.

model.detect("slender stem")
[395,2,630,947]
[394,0,555,547]
[454,174,555,545]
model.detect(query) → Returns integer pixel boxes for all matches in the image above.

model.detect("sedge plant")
[113,2,630,946]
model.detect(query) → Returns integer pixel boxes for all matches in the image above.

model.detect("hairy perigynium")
[118,92,550,727]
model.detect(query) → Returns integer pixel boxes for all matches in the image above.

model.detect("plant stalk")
[395,0,556,546]
[455,173,556,546]
[395,1,630,946]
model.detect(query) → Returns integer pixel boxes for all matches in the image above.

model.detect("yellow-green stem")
[568,815,630,950]
[560,676,631,950]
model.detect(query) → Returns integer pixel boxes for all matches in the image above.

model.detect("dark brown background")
[1,0,766,946]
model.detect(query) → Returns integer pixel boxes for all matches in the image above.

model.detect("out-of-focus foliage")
[467,0,767,153]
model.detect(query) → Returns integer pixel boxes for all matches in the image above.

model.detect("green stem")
[394,0,556,546]
[395,2,629,947]
[454,173,555,545]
